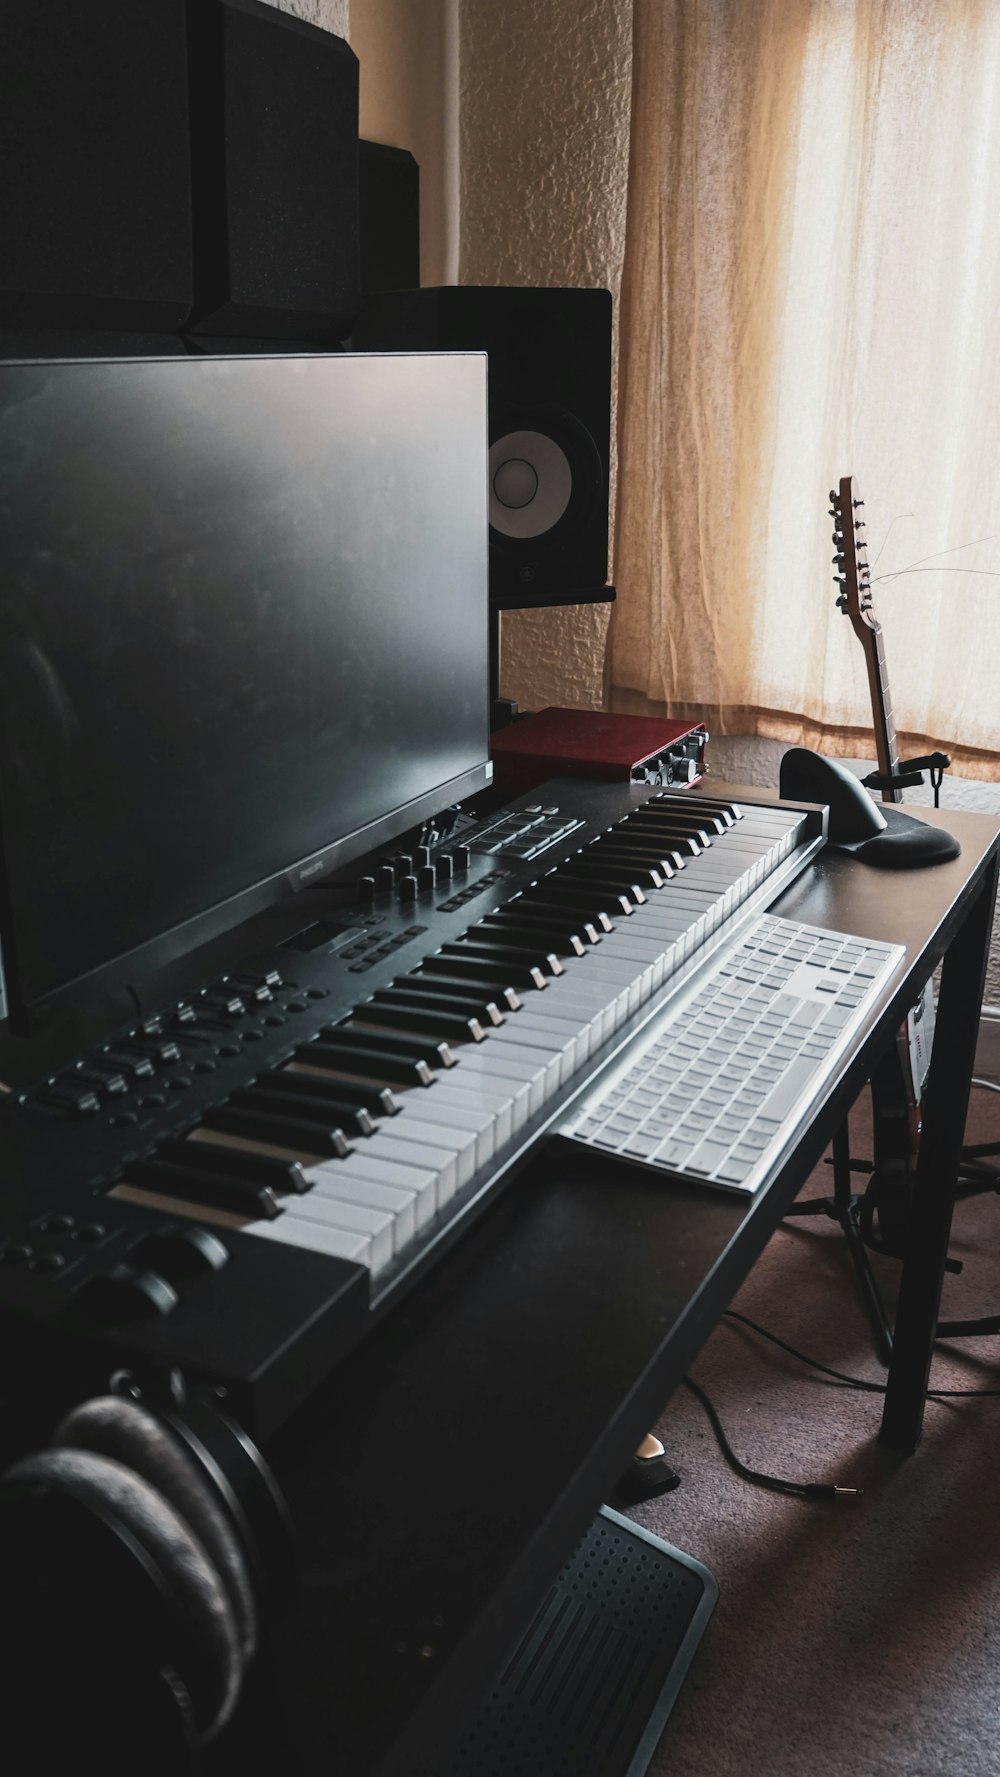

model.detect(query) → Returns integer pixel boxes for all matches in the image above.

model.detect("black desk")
[249,791,1000,1777]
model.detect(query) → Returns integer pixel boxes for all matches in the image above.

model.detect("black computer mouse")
[778,748,887,844]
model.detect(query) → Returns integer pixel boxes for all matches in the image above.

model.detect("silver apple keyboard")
[559,914,904,1194]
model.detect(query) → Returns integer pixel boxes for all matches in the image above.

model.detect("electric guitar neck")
[831,475,902,802]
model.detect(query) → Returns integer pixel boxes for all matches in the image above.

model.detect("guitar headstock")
[829,474,877,639]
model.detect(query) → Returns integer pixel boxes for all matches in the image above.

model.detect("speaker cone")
[487,404,602,554]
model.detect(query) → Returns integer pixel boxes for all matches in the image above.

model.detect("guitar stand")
[933,1146,1000,1339]
[785,1122,896,1366]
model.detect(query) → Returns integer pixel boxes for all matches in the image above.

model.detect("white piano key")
[389,1092,498,1168]
[451,1045,550,1115]
[424,1077,523,1146]
[509,998,598,1066]
[309,1150,441,1219]
[534,984,616,1049]
[535,972,631,1036]
[366,1115,479,1190]
[488,1018,579,1088]
[285,1195,394,1274]
[304,1173,417,1250]
[252,1213,375,1269]
[353,1130,463,1205]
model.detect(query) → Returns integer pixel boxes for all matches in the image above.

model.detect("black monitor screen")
[0,352,490,1028]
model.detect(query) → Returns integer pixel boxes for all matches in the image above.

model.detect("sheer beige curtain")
[608,0,1000,779]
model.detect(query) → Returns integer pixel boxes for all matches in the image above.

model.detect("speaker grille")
[0,1,193,329]
[187,0,360,340]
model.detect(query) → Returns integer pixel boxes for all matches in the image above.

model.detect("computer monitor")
[0,351,491,1036]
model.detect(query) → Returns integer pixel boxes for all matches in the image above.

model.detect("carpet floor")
[631,1080,1000,1777]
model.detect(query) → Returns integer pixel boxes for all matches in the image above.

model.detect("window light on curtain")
[608,0,1000,780]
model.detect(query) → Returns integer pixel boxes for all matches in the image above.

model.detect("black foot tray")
[438,1506,718,1777]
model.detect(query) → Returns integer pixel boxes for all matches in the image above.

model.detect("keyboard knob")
[399,874,419,904]
[376,865,396,894]
[453,845,471,873]
[417,865,437,893]
[130,1225,230,1280]
[435,853,454,884]
[358,875,376,906]
[74,1264,179,1325]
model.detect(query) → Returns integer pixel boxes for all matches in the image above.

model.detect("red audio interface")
[490,708,709,799]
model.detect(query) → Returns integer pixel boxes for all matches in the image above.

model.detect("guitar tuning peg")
[854,517,866,529]
[836,595,848,610]
[832,553,845,567]
[828,490,839,507]
[833,574,846,586]
[852,497,864,507]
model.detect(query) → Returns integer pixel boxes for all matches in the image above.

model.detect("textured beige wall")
[273,0,349,35]
[458,0,632,713]
[348,0,458,285]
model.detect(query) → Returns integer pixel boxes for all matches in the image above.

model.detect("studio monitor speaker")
[186,0,360,341]
[359,141,420,296]
[354,286,612,606]
[0,1,194,331]
[0,1,360,343]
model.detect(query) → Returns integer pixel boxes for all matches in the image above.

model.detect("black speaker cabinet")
[354,286,612,606]
[0,1,194,331]
[186,0,360,341]
[0,1,359,343]
[359,141,420,296]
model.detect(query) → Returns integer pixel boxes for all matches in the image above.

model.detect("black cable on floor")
[680,1376,859,1501]
[677,1313,1000,1506]
[723,1308,1000,1398]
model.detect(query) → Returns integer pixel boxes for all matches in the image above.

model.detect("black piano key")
[476,914,589,955]
[298,1038,435,1087]
[375,982,509,1024]
[248,1072,380,1131]
[440,939,564,977]
[200,1104,353,1157]
[404,968,521,1012]
[584,838,687,875]
[622,813,714,850]
[484,904,601,943]
[225,1086,375,1139]
[352,1002,486,1044]
[588,843,687,879]
[419,953,547,993]
[651,793,736,828]
[156,1136,310,1194]
[645,809,720,840]
[123,1157,283,1219]
[513,894,615,935]
[523,881,634,919]
[284,1061,401,1113]
[590,832,680,872]
[556,857,660,894]
[326,1026,456,1070]
[614,831,701,866]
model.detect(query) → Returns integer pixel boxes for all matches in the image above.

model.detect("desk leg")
[880,853,1000,1453]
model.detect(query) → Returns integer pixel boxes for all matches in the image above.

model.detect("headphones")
[0,1376,295,1761]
